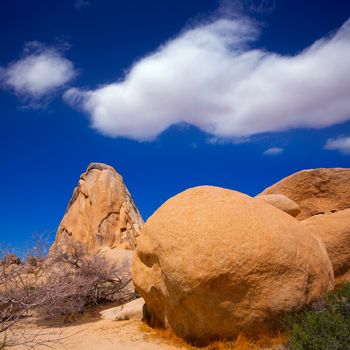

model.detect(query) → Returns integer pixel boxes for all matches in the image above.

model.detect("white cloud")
[1,42,76,100]
[324,136,350,154]
[263,147,284,156]
[64,16,350,141]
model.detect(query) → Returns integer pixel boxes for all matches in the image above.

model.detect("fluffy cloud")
[64,16,350,141]
[263,147,284,156]
[324,136,350,154]
[1,42,76,100]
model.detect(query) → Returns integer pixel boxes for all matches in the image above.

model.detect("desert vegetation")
[282,282,350,350]
[36,242,133,320]
[1,166,350,350]
[0,239,133,349]
[0,237,48,348]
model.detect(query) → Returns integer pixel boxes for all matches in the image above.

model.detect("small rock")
[256,194,300,217]
[100,298,145,321]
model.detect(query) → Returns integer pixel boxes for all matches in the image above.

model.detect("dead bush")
[0,254,21,268]
[36,242,133,320]
[0,237,133,347]
[0,235,57,348]
[0,247,46,348]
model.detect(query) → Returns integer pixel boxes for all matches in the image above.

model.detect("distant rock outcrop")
[255,193,301,217]
[302,209,350,281]
[53,163,143,254]
[132,186,334,343]
[0,254,21,267]
[259,168,350,220]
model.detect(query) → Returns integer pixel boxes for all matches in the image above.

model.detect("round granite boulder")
[132,186,334,343]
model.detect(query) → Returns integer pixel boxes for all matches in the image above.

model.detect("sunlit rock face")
[259,168,350,220]
[303,209,350,281]
[53,162,143,254]
[132,186,334,344]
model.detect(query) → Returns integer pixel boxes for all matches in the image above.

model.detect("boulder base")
[132,186,334,343]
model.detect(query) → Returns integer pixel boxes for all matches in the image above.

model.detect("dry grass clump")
[140,322,191,348]
[139,322,287,349]
[206,331,287,350]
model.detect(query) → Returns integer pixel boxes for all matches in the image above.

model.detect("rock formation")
[255,194,300,217]
[302,209,350,281]
[53,163,143,254]
[98,247,135,300]
[0,254,21,267]
[259,168,350,220]
[100,298,145,321]
[132,186,334,343]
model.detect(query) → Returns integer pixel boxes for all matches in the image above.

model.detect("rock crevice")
[53,162,144,253]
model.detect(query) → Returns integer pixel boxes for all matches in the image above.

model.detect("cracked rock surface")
[53,163,144,254]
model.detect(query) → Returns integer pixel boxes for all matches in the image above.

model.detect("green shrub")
[282,282,350,350]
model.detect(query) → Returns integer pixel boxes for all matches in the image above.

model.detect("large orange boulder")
[259,168,350,220]
[302,209,350,281]
[53,163,143,254]
[132,186,334,343]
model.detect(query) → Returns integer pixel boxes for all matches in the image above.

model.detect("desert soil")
[11,316,186,350]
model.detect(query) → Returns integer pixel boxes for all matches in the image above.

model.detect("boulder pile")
[259,168,350,220]
[132,186,334,343]
[259,168,350,282]
[49,165,350,343]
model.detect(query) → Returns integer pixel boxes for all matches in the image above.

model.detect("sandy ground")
[10,316,186,350]
[8,316,288,350]
[7,302,288,350]
[11,318,189,350]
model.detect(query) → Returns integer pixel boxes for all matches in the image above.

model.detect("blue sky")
[1,0,350,250]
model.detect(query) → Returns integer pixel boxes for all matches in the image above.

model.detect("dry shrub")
[0,243,47,348]
[0,237,132,347]
[0,254,21,267]
[36,242,133,320]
